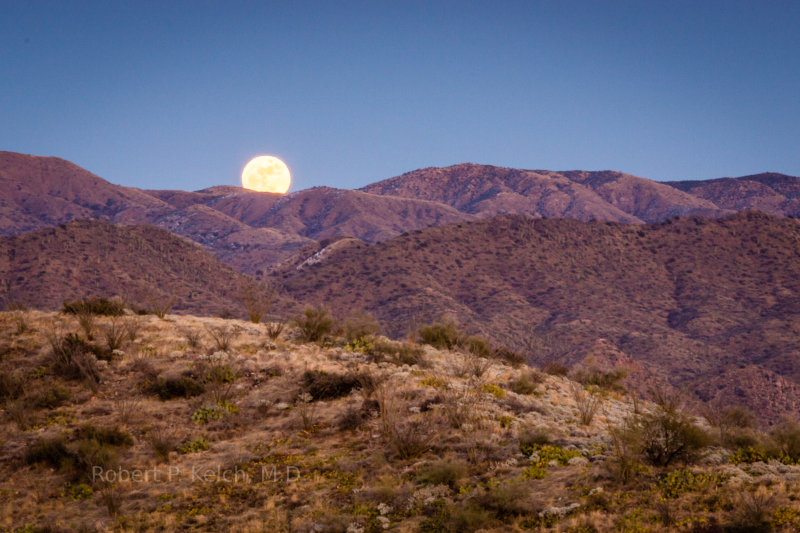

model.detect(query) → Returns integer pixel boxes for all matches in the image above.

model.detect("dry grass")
[0,309,797,532]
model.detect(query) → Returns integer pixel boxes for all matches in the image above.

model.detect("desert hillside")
[278,211,800,424]
[1,309,799,531]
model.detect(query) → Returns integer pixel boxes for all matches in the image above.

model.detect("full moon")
[241,155,291,194]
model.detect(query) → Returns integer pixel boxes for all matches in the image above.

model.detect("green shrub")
[192,401,238,424]
[417,460,467,490]
[178,436,210,454]
[481,383,506,398]
[728,446,770,465]
[62,298,124,316]
[657,469,730,499]
[302,370,360,400]
[293,306,334,342]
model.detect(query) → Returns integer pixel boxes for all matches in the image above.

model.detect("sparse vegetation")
[293,306,334,342]
[238,278,277,323]
[62,297,125,316]
[2,309,799,531]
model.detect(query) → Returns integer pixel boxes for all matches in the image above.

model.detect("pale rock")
[568,456,589,466]
[539,502,580,518]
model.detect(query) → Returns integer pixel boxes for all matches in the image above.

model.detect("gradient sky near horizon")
[2,1,799,192]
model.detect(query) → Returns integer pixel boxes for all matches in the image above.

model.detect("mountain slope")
[666,172,800,217]
[362,163,726,222]
[0,219,247,315]
[277,211,800,423]
[0,151,168,235]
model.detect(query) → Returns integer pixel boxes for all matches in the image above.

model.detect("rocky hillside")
[277,211,800,425]
[1,310,799,531]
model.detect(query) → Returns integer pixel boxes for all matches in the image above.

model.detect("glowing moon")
[241,155,291,194]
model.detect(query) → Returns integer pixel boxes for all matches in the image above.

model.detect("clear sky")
[2,1,799,191]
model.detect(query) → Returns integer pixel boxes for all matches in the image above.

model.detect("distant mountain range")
[3,150,800,423]
[4,151,800,273]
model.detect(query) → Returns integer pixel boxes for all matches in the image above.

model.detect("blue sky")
[2,1,799,191]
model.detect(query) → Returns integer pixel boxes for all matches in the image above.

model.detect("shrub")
[293,306,334,342]
[417,460,466,490]
[491,346,526,367]
[142,290,175,319]
[570,382,602,425]
[418,321,462,350]
[367,338,426,366]
[201,362,237,404]
[147,374,205,400]
[178,436,210,454]
[575,367,628,391]
[641,409,710,466]
[62,297,124,316]
[470,481,541,519]
[24,435,72,470]
[508,370,542,395]
[192,401,238,424]
[481,383,506,398]
[302,370,360,400]
[340,311,379,343]
[618,407,711,468]
[771,418,800,462]
[182,328,203,349]
[25,425,132,481]
[27,385,71,409]
[0,370,26,404]
[543,362,570,376]
[238,278,276,324]
[419,500,494,533]
[337,405,365,431]
[461,335,491,358]
[102,317,132,353]
[147,428,179,461]
[47,331,102,386]
[518,427,551,457]
[387,418,436,460]
[73,424,133,447]
[205,324,241,352]
[657,469,730,499]
[265,318,285,340]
